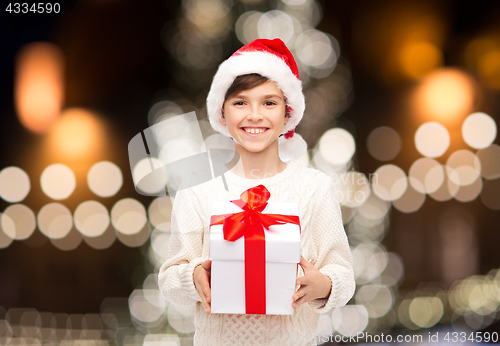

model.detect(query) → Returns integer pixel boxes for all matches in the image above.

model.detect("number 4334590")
[5,3,61,14]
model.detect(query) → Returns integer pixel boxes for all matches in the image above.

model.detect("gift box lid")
[209,201,301,263]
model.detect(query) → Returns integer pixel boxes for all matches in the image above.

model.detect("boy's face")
[221,80,289,154]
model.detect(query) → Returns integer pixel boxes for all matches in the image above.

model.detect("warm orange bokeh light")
[399,41,443,79]
[48,108,104,159]
[15,42,65,134]
[413,68,475,124]
[478,50,500,89]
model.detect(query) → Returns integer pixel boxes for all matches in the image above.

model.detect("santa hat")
[206,38,307,162]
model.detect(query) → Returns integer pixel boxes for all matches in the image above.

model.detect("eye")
[265,101,277,106]
[233,101,245,106]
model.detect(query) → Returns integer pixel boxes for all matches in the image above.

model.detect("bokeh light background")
[1,0,500,345]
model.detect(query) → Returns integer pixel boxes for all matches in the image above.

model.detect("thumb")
[203,259,212,271]
[298,255,310,271]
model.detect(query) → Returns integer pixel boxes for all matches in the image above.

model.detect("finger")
[292,286,307,302]
[296,275,309,286]
[200,290,211,313]
[292,294,310,309]
[202,260,212,273]
[298,255,310,270]
[201,282,212,311]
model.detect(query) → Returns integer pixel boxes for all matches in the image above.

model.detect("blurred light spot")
[477,144,500,180]
[257,11,294,44]
[281,0,308,5]
[20,310,41,338]
[409,158,444,194]
[398,299,418,330]
[319,128,355,165]
[37,203,72,239]
[352,243,388,284]
[143,274,159,291]
[159,138,202,166]
[480,178,500,210]
[428,165,460,201]
[356,192,390,221]
[83,223,116,250]
[454,176,483,202]
[355,285,393,318]
[372,164,407,201]
[336,171,370,207]
[315,314,333,345]
[82,313,103,339]
[446,149,481,186]
[0,167,30,203]
[111,199,147,236]
[295,29,336,68]
[414,122,450,158]
[148,101,183,126]
[0,212,14,248]
[409,297,443,328]
[132,157,167,195]
[150,228,171,268]
[40,164,76,200]
[331,305,369,336]
[148,197,172,232]
[379,252,404,287]
[129,289,165,323]
[74,201,110,237]
[462,112,497,149]
[167,305,195,333]
[50,226,82,251]
[465,38,497,73]
[87,161,123,198]
[399,41,442,79]
[205,133,234,151]
[116,222,150,247]
[347,216,386,243]
[48,108,104,159]
[170,31,225,69]
[392,183,426,213]
[235,11,262,44]
[478,50,500,89]
[14,42,64,133]
[182,0,232,39]
[366,126,401,161]
[1,204,36,240]
[143,334,180,345]
[311,149,350,176]
[413,69,474,124]
[340,206,355,224]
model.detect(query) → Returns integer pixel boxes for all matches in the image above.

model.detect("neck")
[225,139,287,179]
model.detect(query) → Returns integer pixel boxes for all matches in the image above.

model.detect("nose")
[246,104,263,121]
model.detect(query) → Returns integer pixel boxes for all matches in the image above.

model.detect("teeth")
[244,128,266,134]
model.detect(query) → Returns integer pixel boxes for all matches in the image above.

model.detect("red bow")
[209,185,301,314]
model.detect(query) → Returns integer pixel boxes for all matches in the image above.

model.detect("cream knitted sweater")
[158,159,355,346]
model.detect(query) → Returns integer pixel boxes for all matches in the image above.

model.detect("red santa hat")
[206,38,307,162]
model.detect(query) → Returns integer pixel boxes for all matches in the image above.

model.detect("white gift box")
[209,200,301,315]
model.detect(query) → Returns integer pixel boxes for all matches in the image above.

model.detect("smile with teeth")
[242,127,268,134]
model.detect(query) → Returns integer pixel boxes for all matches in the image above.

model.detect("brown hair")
[222,73,290,118]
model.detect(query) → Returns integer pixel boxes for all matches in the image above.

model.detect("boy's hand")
[292,256,332,309]
[194,259,212,314]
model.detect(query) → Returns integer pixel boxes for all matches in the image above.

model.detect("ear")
[221,108,226,125]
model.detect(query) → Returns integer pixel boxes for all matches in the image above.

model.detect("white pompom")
[278,133,308,162]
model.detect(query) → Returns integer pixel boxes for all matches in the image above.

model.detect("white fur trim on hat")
[206,51,305,137]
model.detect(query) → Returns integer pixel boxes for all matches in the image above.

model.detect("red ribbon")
[209,185,301,314]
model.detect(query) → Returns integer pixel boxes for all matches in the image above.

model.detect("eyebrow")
[232,94,283,100]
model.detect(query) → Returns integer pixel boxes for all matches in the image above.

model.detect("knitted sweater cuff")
[181,256,208,303]
[307,270,341,314]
